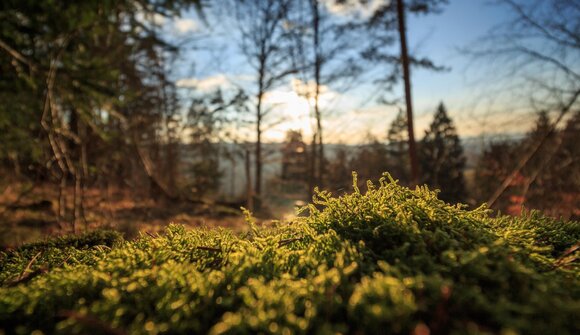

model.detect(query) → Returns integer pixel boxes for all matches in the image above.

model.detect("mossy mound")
[1,174,579,334]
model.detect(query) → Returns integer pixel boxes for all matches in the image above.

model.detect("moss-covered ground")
[1,174,579,334]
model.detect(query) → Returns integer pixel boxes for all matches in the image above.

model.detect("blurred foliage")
[475,111,580,218]
[1,174,579,334]
[0,0,199,187]
[420,103,467,203]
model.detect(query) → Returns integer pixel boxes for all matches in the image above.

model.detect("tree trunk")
[308,133,317,200]
[396,0,419,186]
[312,0,325,188]
[255,63,265,199]
[245,149,254,211]
[255,99,262,198]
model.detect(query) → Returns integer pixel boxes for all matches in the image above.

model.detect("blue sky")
[157,0,528,143]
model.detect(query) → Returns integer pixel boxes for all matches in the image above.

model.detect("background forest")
[1,0,578,246]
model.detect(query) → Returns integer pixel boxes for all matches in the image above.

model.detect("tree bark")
[396,0,419,186]
[308,133,317,200]
[311,0,325,188]
[245,149,254,211]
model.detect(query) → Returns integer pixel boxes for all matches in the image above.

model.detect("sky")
[153,0,530,144]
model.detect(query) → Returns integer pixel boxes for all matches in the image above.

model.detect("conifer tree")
[419,103,467,203]
[386,110,410,185]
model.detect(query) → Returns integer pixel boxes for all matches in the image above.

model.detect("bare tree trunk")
[72,166,82,233]
[255,65,265,199]
[315,101,323,186]
[132,131,177,201]
[58,173,68,230]
[308,133,317,200]
[80,131,88,230]
[311,0,325,188]
[256,108,262,197]
[231,156,236,199]
[396,0,419,186]
[245,149,254,211]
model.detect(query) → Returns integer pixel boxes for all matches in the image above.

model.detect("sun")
[262,90,313,142]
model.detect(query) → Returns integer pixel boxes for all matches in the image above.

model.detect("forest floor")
[0,181,298,248]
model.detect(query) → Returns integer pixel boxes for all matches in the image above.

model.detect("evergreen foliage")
[1,174,579,334]
[386,110,410,185]
[0,0,199,186]
[420,103,467,203]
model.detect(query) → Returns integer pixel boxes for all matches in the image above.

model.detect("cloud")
[290,78,338,108]
[135,12,167,26]
[323,0,386,17]
[176,74,230,91]
[174,18,198,34]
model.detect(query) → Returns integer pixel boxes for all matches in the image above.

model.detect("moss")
[0,174,578,334]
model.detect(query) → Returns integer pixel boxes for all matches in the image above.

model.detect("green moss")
[0,174,578,334]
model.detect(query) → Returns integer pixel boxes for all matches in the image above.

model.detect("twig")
[19,251,42,280]
[546,242,580,271]
[6,253,72,287]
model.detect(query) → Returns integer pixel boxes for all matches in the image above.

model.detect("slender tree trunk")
[396,0,419,186]
[245,149,254,211]
[58,173,68,230]
[255,62,265,199]
[311,0,325,188]
[314,92,323,186]
[308,133,317,200]
[231,156,236,199]
[255,98,262,197]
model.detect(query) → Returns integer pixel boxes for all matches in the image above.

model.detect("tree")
[474,140,519,213]
[466,0,580,208]
[419,103,467,203]
[185,89,243,198]
[287,0,361,190]
[233,0,296,205]
[386,109,410,184]
[0,0,200,229]
[519,111,580,218]
[361,0,448,186]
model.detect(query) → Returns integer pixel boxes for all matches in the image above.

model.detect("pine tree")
[419,103,467,203]
[386,110,410,185]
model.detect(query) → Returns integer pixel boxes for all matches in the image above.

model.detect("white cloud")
[176,74,230,91]
[290,78,338,109]
[174,18,198,34]
[323,0,386,17]
[135,11,167,26]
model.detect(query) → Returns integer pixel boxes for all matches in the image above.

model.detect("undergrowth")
[0,173,578,334]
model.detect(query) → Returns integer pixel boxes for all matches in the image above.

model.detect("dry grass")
[0,182,253,247]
